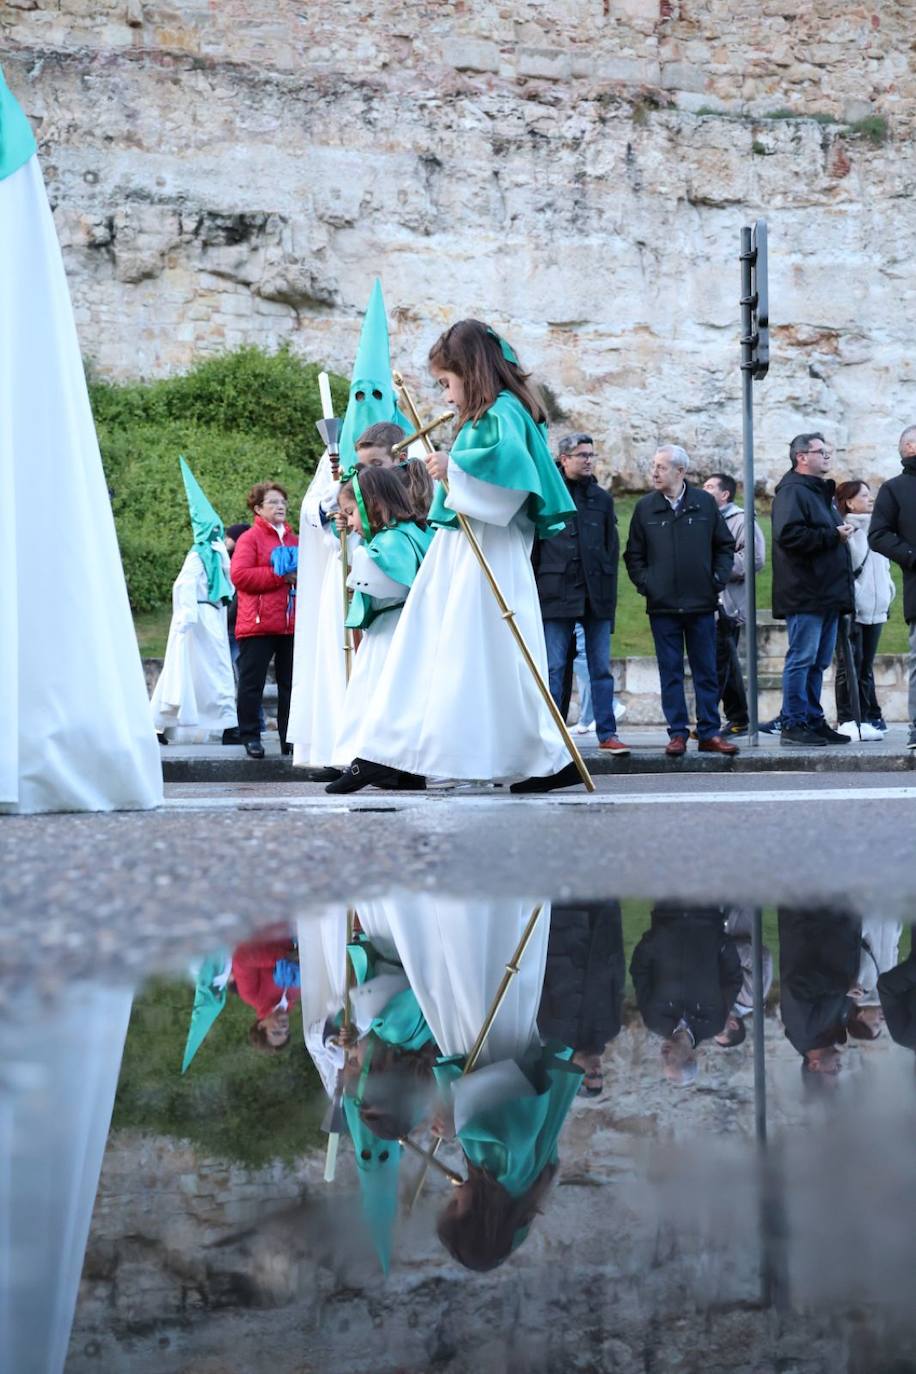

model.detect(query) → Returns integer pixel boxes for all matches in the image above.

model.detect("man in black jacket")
[533,433,630,754]
[772,433,854,747]
[624,444,737,756]
[868,424,916,750]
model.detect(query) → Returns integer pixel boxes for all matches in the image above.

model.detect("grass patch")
[134,605,172,660]
[112,977,324,1167]
[849,114,888,145]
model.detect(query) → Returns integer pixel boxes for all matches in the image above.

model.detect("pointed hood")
[0,66,37,183]
[181,952,232,1072]
[343,1094,401,1274]
[179,456,233,605]
[337,278,412,472]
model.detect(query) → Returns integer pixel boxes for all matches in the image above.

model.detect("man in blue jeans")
[532,433,630,755]
[771,434,854,747]
[624,444,738,756]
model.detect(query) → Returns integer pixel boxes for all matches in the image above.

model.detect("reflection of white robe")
[0,155,161,813]
[0,984,133,1374]
[287,454,355,768]
[332,548,409,767]
[854,918,902,1007]
[379,897,550,1066]
[149,548,236,740]
[350,465,570,781]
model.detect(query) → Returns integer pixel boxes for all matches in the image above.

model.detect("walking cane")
[406,902,546,1209]
[316,372,354,684]
[392,372,595,792]
[324,907,358,1182]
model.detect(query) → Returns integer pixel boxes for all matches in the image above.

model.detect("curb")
[161,749,916,784]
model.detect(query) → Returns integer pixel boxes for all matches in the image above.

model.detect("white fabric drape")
[149,549,237,739]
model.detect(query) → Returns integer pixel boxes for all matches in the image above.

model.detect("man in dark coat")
[624,444,737,757]
[629,906,743,1085]
[771,434,854,748]
[868,423,916,751]
[532,434,629,755]
[777,908,863,1077]
[877,948,916,1051]
[537,902,625,1096]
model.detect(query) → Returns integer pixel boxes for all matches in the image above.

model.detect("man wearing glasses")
[771,433,854,746]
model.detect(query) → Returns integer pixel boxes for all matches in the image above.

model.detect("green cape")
[0,67,37,183]
[181,952,231,1072]
[343,936,432,1049]
[428,391,575,539]
[345,520,434,630]
[179,456,233,605]
[432,1044,582,1198]
[342,1094,401,1274]
[337,278,412,471]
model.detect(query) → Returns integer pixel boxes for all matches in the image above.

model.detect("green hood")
[179,456,233,605]
[337,278,412,471]
[0,67,37,183]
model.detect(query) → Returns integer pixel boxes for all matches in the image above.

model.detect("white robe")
[332,547,410,767]
[348,464,570,782]
[149,548,237,740]
[0,154,162,813]
[378,896,550,1066]
[287,453,356,768]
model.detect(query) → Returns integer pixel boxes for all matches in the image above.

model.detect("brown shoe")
[598,736,631,756]
[698,735,739,755]
[665,735,688,757]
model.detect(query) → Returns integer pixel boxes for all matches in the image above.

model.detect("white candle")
[318,371,334,420]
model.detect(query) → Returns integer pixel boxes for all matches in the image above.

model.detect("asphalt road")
[2,770,914,990]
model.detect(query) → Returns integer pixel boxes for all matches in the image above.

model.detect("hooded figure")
[150,457,238,742]
[287,279,411,770]
[0,67,162,813]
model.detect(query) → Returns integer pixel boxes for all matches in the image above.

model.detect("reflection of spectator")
[847,918,901,1040]
[232,936,301,1052]
[777,908,862,1076]
[538,902,625,1096]
[877,950,916,1050]
[714,908,774,1048]
[629,906,742,1085]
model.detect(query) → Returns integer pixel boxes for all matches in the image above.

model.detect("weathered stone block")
[659,61,708,93]
[444,37,500,73]
[517,46,573,81]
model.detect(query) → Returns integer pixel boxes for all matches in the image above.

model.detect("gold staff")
[324,906,359,1182]
[407,902,546,1208]
[317,373,353,684]
[392,371,594,792]
[390,410,455,455]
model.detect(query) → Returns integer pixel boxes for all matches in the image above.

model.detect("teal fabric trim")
[428,391,575,539]
[0,68,37,183]
[345,521,434,630]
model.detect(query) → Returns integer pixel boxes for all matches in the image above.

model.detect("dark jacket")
[624,484,735,616]
[629,906,742,1045]
[537,903,625,1055]
[770,469,853,618]
[868,459,916,622]
[777,909,861,1056]
[532,475,619,623]
[877,952,916,1051]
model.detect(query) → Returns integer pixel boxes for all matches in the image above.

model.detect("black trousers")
[236,634,294,743]
[716,611,748,726]
[834,619,884,724]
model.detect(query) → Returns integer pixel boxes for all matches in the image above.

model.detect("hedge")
[90,346,350,611]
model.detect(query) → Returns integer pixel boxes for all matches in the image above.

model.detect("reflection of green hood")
[343,1094,401,1274]
[337,278,411,471]
[181,951,232,1072]
[179,456,233,605]
[0,67,37,183]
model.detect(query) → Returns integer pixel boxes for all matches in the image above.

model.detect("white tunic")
[332,546,411,767]
[149,548,237,740]
[348,464,570,782]
[0,155,162,813]
[287,453,355,768]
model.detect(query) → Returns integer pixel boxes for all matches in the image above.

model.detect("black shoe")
[723,721,748,736]
[280,742,293,756]
[780,726,827,747]
[758,718,783,735]
[157,732,169,746]
[392,771,427,791]
[311,767,344,783]
[221,727,241,745]
[812,720,851,744]
[244,740,265,759]
[509,762,583,794]
[325,758,395,794]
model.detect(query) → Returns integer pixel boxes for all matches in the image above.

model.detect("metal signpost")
[739,220,769,744]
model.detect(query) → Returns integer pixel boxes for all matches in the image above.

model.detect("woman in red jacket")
[231,482,299,758]
[231,935,301,1051]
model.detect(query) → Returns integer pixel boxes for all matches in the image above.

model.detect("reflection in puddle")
[2,899,915,1372]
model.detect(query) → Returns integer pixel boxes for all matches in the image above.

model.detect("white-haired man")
[624,445,737,756]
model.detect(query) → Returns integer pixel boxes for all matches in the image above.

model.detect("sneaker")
[870,718,888,732]
[857,722,883,741]
[576,720,595,735]
[723,721,749,736]
[758,717,782,735]
[598,736,631,756]
[813,721,851,745]
[836,721,860,740]
[780,726,828,747]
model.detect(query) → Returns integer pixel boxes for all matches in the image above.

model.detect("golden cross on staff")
[392,371,595,792]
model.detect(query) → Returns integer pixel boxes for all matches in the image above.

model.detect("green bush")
[90,346,350,610]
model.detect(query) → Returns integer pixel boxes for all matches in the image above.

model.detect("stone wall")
[4,2,916,489]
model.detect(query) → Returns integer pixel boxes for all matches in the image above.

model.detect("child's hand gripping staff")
[316,371,353,684]
[392,370,595,792]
